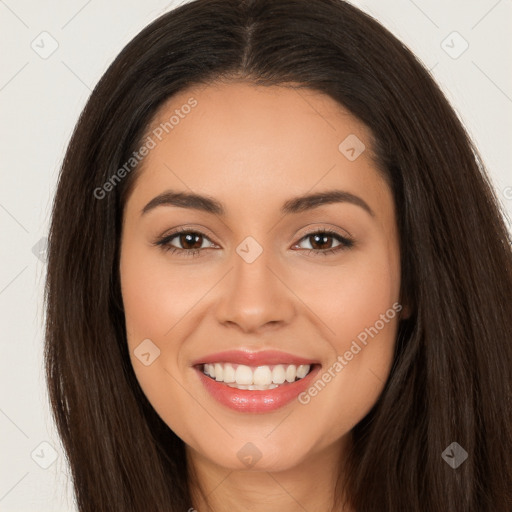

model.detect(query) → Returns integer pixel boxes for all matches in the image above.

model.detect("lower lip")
[195,365,321,413]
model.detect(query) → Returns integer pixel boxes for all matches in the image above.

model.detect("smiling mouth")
[198,362,315,391]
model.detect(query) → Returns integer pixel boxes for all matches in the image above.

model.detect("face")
[119,81,403,474]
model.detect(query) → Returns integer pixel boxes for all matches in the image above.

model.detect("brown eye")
[177,232,204,250]
[155,229,216,257]
[294,229,354,256]
[306,233,338,250]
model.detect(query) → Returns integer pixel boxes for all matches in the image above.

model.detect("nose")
[214,243,296,334]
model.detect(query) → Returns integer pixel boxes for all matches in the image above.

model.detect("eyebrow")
[141,189,375,217]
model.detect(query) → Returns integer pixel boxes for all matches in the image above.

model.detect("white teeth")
[272,365,286,384]
[235,365,253,385]
[253,366,272,386]
[202,362,312,388]
[285,365,296,383]
[223,363,235,383]
[296,364,309,379]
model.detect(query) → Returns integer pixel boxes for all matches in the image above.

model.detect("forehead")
[148,80,372,159]
[126,81,391,220]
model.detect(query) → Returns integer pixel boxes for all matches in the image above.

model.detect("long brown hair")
[44,0,512,510]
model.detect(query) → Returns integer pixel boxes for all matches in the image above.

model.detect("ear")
[397,283,414,321]
[400,304,411,320]
[399,303,413,320]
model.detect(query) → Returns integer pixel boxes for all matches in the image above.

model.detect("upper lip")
[191,350,319,367]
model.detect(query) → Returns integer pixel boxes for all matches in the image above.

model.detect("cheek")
[120,240,206,343]
[326,259,399,345]
[291,243,401,432]
[294,241,400,349]
[119,239,215,416]
[119,241,202,432]
[313,318,397,441]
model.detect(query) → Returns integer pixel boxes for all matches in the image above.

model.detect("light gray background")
[1,1,511,510]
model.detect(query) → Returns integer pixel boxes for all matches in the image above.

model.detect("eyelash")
[153,226,355,258]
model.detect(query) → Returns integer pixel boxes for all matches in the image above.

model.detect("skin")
[119,81,404,512]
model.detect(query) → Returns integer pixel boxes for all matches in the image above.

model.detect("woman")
[44,0,512,510]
